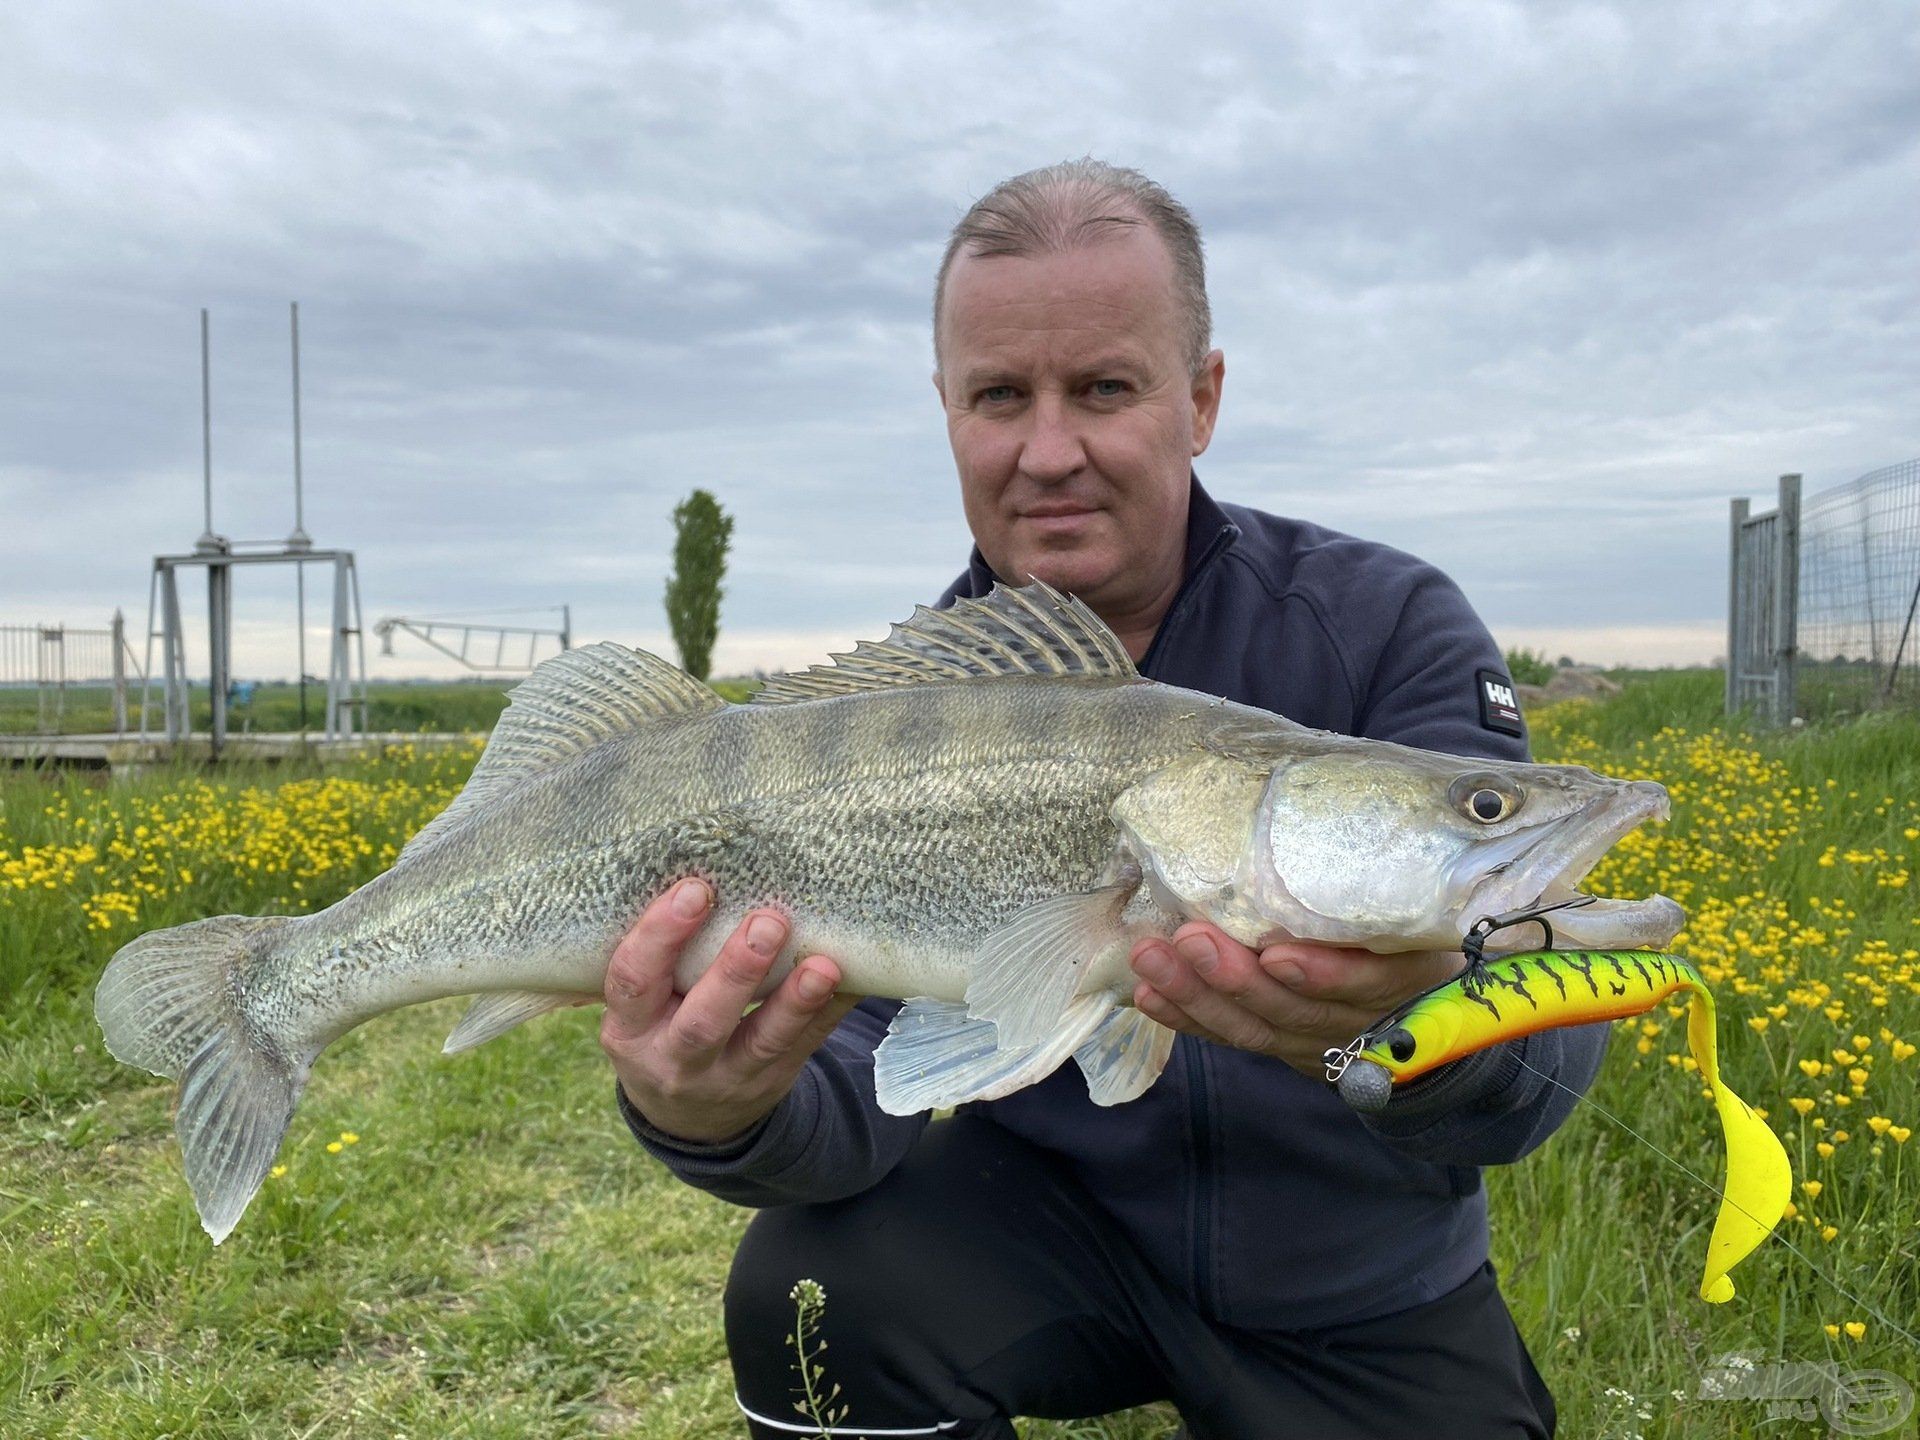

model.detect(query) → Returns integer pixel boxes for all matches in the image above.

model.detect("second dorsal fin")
[752,580,1137,705]
[397,642,723,860]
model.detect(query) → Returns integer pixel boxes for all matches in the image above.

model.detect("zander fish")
[96,582,1684,1242]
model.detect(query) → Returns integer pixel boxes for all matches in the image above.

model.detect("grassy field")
[3,671,1917,1437]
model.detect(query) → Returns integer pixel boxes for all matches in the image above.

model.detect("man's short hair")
[933,158,1212,377]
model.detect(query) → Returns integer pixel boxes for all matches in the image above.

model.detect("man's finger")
[1133,981,1216,1043]
[732,958,856,1069]
[604,878,713,1028]
[665,909,788,1060]
[1131,938,1277,1053]
[1263,941,1465,1011]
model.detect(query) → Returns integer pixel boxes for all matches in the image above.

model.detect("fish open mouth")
[1471,780,1685,950]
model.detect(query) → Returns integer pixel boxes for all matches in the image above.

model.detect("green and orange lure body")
[1326,948,1793,1305]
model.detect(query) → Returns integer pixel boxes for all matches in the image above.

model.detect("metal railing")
[0,612,142,735]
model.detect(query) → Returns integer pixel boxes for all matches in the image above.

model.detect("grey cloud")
[2,0,1915,676]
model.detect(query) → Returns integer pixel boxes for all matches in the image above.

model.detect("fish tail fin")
[874,995,1113,1115]
[1687,987,1793,1302]
[94,915,306,1244]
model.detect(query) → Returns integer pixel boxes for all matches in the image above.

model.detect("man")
[600,160,1594,1438]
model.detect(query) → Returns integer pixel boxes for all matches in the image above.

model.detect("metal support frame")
[373,606,571,673]
[140,548,367,748]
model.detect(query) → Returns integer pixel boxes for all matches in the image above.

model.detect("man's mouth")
[1020,502,1100,520]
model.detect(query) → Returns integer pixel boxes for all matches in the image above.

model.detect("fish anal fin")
[443,990,580,1054]
[1074,1008,1176,1106]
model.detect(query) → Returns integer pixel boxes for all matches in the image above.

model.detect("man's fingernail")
[1134,948,1174,985]
[671,880,710,919]
[1272,959,1305,986]
[796,968,832,1002]
[1177,934,1216,973]
[746,913,786,956]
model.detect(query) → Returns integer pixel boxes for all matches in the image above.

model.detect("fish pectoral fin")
[443,990,580,1055]
[874,995,1111,1116]
[964,879,1139,1049]
[1073,1007,1176,1106]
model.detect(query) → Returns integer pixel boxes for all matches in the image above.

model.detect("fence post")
[1726,497,1750,714]
[111,609,128,734]
[1773,475,1801,726]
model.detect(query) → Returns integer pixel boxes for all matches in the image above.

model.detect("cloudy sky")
[3,0,1915,682]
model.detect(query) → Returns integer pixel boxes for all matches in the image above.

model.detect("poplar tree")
[664,488,733,681]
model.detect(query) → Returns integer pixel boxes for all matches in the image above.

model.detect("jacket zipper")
[1144,505,1237,1317]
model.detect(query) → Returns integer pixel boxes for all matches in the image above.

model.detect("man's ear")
[1190,349,1225,456]
[932,370,946,406]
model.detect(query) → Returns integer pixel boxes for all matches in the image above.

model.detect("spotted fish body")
[1333,949,1793,1304]
[95,582,1685,1245]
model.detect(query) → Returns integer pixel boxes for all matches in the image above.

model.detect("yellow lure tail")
[1331,949,1792,1304]
[1685,982,1793,1302]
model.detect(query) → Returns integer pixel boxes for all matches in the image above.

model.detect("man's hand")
[1129,923,1468,1079]
[600,878,859,1145]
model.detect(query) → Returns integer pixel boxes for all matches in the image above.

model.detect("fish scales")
[260,678,1201,1048]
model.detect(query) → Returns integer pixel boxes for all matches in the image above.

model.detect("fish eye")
[1450,773,1521,825]
[1386,1027,1417,1063]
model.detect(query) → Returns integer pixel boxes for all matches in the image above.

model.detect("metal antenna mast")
[290,301,312,732]
[198,309,217,549]
[143,303,366,752]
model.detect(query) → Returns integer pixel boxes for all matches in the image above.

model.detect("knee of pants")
[724,1200,893,1352]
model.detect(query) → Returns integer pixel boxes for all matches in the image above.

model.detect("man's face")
[934,226,1224,613]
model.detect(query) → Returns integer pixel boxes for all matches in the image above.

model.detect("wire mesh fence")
[0,615,141,735]
[1796,459,1920,715]
[1729,460,1920,723]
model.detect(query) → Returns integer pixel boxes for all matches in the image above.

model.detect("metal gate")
[1726,474,1800,725]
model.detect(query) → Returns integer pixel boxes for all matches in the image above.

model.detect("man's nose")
[1018,394,1087,484]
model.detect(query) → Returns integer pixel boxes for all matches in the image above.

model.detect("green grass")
[3,672,1917,1437]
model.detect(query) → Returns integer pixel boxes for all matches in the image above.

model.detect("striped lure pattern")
[1333,949,1793,1304]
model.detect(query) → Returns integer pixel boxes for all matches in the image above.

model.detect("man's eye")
[978,385,1018,405]
[1090,379,1128,398]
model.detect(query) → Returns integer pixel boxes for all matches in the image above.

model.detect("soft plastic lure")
[1325,946,1793,1304]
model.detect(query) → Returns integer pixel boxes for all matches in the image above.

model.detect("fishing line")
[1515,1053,1920,1349]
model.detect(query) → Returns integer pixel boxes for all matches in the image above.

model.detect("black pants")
[724,1115,1555,1439]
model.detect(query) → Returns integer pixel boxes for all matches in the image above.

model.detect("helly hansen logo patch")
[1478,670,1524,736]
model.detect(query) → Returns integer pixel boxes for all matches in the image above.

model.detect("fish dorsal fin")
[752,580,1137,705]
[399,642,723,860]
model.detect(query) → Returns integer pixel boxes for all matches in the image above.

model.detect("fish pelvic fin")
[873,995,1111,1116]
[1073,1007,1176,1106]
[399,642,725,861]
[443,989,579,1055]
[94,915,307,1245]
[963,878,1140,1049]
